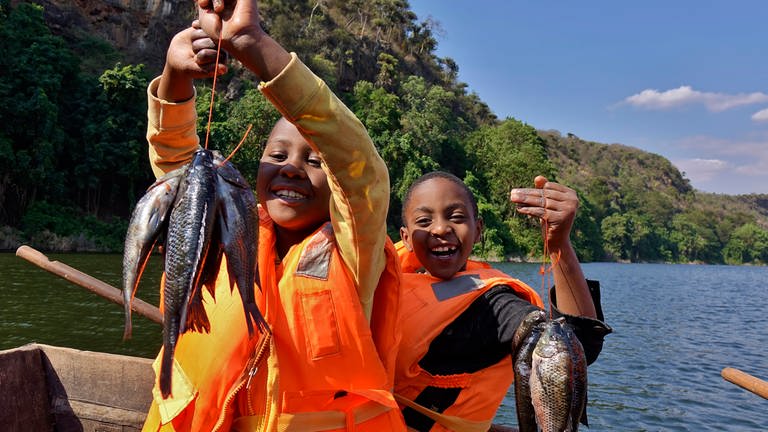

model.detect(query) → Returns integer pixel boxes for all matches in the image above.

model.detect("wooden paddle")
[722,367,768,400]
[15,245,163,325]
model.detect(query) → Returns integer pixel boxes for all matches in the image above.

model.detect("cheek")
[310,171,331,201]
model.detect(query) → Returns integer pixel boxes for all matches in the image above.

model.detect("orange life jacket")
[392,241,543,432]
[142,209,405,431]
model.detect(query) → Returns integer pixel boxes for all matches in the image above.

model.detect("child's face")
[257,119,331,234]
[399,177,482,280]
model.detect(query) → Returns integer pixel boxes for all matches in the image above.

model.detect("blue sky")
[408,1,768,195]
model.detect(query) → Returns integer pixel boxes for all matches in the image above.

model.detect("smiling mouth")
[431,245,458,257]
[274,189,307,200]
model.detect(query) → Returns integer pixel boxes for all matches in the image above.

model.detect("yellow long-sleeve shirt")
[145,53,388,319]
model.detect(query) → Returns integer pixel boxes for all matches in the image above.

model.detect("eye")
[414,217,431,228]
[267,151,287,162]
[307,156,322,168]
[450,213,467,223]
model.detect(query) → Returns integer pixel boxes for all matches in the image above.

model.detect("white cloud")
[671,135,768,194]
[673,158,729,182]
[751,108,768,122]
[623,86,768,112]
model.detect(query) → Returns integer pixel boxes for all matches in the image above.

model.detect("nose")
[279,158,307,178]
[430,219,452,237]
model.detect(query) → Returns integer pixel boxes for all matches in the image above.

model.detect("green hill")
[2,0,767,263]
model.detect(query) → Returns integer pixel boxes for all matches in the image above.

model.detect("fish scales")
[214,154,266,334]
[122,168,183,340]
[160,149,218,398]
[530,318,587,432]
[513,310,547,432]
[123,147,267,400]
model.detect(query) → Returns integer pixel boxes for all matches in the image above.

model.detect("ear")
[399,226,413,251]
[473,217,484,245]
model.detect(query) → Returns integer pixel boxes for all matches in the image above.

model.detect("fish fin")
[200,243,223,301]
[580,391,589,427]
[183,291,211,334]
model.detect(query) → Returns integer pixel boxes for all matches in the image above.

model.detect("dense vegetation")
[2,0,767,264]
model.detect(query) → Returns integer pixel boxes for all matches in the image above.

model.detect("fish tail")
[160,343,174,399]
[243,303,269,336]
[122,315,133,341]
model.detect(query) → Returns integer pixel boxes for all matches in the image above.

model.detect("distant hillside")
[3,0,767,263]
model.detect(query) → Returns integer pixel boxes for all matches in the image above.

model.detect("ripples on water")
[2,254,767,430]
[0,252,163,358]
[495,262,768,431]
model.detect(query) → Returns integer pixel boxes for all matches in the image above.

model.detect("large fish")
[122,148,266,399]
[529,318,588,432]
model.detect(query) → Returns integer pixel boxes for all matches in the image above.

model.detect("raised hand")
[509,175,579,252]
[196,0,289,81]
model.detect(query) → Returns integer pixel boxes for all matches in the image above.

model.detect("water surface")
[2,254,766,430]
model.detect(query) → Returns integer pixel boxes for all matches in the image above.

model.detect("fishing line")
[204,33,253,164]
[203,34,224,151]
[539,209,561,319]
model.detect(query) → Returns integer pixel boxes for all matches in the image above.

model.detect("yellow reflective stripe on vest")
[232,400,392,431]
[394,394,492,432]
[279,400,392,431]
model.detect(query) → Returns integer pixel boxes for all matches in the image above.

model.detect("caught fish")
[512,310,547,432]
[122,148,267,399]
[529,318,588,432]
[122,167,183,340]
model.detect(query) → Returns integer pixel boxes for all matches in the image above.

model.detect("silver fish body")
[160,149,218,398]
[213,153,266,334]
[122,168,183,340]
[123,147,266,399]
[513,310,547,432]
[529,318,588,432]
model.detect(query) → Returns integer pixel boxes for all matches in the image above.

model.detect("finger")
[515,204,549,221]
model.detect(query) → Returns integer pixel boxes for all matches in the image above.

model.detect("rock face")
[14,0,196,73]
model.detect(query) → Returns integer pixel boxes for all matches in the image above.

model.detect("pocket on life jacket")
[300,289,341,359]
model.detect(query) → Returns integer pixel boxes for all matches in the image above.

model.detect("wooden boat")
[0,343,153,432]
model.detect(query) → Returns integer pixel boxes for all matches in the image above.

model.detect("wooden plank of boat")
[0,343,153,432]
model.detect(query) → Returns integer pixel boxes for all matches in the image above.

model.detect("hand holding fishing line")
[197,0,290,81]
[510,176,596,318]
[509,175,579,253]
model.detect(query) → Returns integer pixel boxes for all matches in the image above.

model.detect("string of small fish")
[122,35,266,399]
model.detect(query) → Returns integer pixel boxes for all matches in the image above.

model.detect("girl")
[140,1,404,430]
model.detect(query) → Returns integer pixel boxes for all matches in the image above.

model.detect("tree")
[723,223,768,265]
[0,2,78,224]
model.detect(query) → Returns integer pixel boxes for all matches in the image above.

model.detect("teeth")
[276,190,306,199]
[431,246,456,255]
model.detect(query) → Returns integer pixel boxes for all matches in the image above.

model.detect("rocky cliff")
[14,0,195,74]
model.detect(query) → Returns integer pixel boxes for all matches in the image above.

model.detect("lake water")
[1,253,766,430]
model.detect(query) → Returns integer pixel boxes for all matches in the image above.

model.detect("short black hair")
[401,171,479,226]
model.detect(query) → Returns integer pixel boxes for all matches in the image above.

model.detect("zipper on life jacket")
[211,333,272,432]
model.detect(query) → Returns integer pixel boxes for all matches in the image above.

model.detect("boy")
[394,171,611,431]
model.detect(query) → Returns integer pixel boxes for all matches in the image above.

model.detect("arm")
[199,0,388,318]
[509,176,597,318]
[146,21,227,178]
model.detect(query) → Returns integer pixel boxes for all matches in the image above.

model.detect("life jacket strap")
[232,399,392,431]
[394,393,492,432]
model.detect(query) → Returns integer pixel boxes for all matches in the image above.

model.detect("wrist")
[158,66,195,102]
